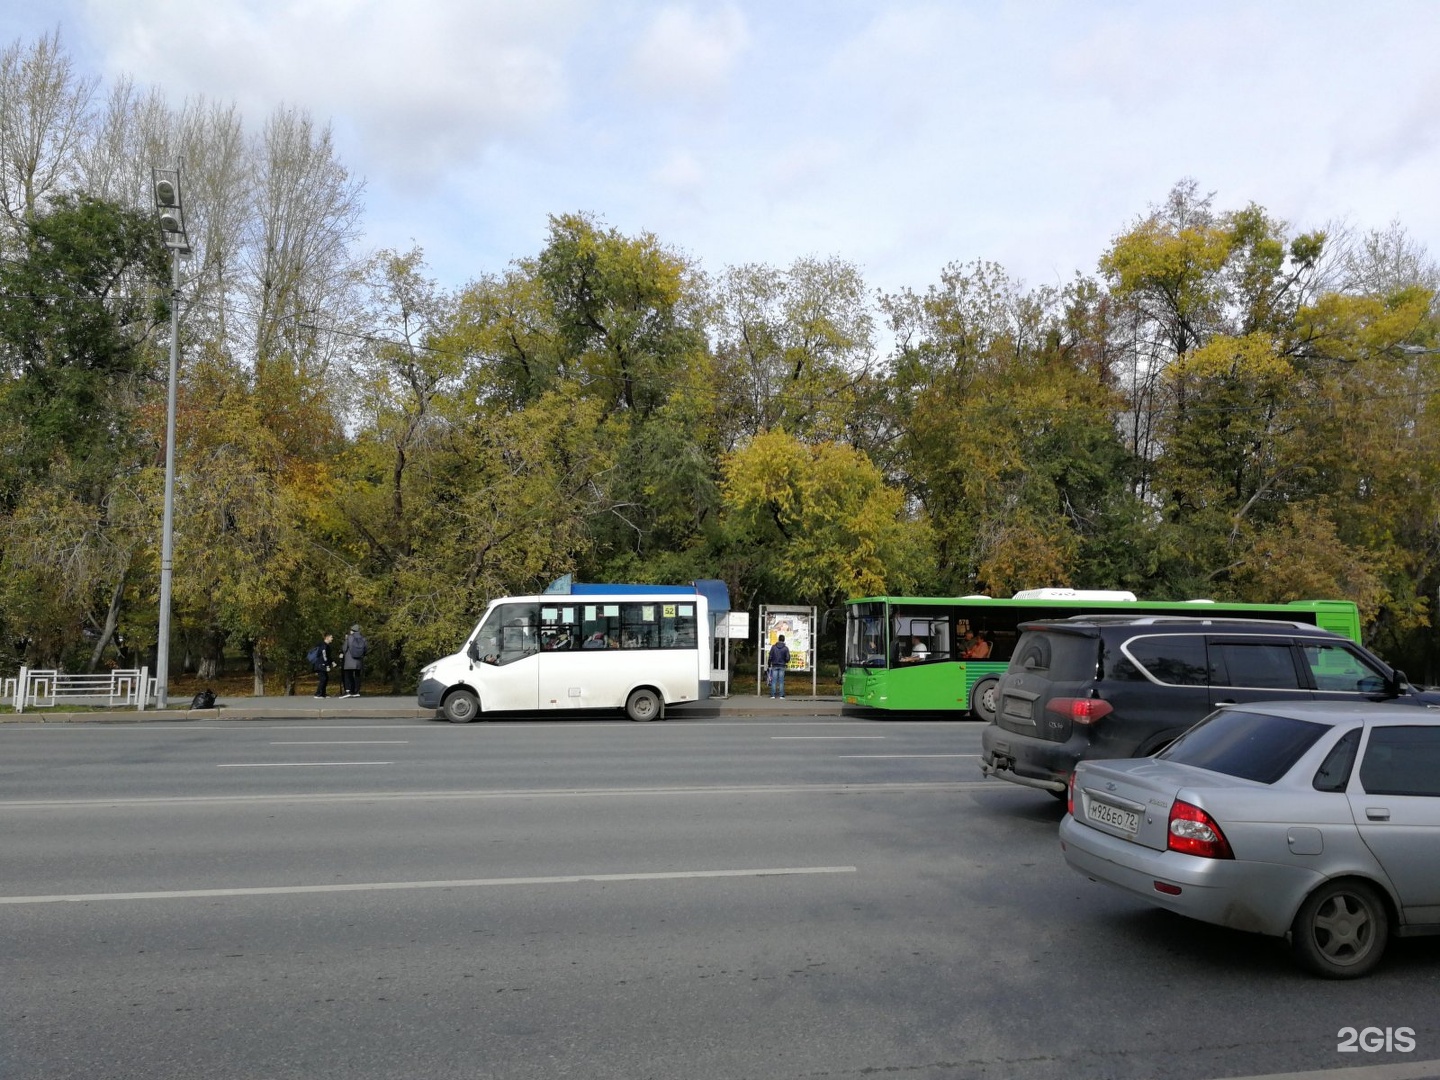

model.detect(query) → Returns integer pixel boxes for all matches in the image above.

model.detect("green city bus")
[842,589,1364,717]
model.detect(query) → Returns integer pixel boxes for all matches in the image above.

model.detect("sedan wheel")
[442,689,480,724]
[1290,879,1390,978]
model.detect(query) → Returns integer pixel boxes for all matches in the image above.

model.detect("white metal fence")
[3,667,154,712]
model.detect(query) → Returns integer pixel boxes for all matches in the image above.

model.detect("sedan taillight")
[1044,697,1114,724]
[1167,799,1234,859]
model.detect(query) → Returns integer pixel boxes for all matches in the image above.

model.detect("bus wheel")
[626,688,662,722]
[970,677,999,723]
[443,689,480,724]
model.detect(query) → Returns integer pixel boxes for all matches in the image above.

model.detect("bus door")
[471,601,541,710]
[538,601,628,709]
[536,601,592,709]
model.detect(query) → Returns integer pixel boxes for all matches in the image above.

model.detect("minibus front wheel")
[443,688,480,723]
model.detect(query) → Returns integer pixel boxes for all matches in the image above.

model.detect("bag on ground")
[190,689,216,709]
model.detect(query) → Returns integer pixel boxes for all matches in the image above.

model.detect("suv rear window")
[1157,708,1328,784]
[1008,631,1097,680]
[1112,634,1208,685]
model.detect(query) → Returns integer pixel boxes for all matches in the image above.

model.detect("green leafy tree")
[885,262,1141,595]
[0,193,167,505]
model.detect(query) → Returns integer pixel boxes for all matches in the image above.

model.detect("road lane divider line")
[0,865,859,906]
[217,762,393,768]
[1206,1061,1440,1080]
[0,780,1020,810]
[838,754,979,758]
[771,736,887,740]
[268,741,411,745]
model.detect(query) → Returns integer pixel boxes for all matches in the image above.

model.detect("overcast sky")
[11,1,1440,297]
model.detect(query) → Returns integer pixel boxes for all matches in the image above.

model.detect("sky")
[8,0,1440,298]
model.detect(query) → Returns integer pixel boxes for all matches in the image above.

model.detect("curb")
[0,707,438,724]
[0,698,852,723]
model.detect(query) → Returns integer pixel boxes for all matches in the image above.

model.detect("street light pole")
[153,167,191,710]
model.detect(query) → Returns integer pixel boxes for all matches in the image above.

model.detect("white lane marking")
[0,865,859,906]
[217,762,393,768]
[838,754,978,759]
[269,741,410,745]
[771,736,887,740]
[1207,1062,1440,1080]
[1,781,1014,810]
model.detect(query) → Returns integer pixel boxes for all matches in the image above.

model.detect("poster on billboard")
[763,609,811,671]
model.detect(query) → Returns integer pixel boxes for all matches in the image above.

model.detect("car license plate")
[1001,696,1032,721]
[1087,798,1139,835]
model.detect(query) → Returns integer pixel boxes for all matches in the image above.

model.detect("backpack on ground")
[190,689,216,710]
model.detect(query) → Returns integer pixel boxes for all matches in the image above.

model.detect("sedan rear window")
[1359,726,1440,797]
[1157,709,1328,784]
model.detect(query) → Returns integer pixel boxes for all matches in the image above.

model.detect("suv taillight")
[1067,771,1076,816]
[1167,799,1234,859]
[1044,697,1114,724]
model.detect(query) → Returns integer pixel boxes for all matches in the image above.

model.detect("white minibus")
[417,587,715,722]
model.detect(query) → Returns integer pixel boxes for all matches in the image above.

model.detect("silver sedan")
[1059,700,1440,978]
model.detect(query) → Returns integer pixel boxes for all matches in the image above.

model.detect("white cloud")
[27,0,1440,302]
[79,0,586,181]
[624,4,749,104]
[653,149,706,202]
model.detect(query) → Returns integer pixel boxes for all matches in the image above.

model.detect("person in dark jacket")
[313,632,335,698]
[341,624,369,698]
[767,634,791,699]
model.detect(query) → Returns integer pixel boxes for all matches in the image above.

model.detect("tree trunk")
[85,575,126,672]
[252,641,265,696]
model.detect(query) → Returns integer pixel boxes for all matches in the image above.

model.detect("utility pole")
[152,167,191,709]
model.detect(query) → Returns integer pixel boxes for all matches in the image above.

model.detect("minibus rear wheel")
[626,688,662,722]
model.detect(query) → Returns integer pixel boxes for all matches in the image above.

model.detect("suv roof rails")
[1046,614,1319,630]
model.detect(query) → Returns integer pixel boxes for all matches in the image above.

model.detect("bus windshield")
[845,602,886,668]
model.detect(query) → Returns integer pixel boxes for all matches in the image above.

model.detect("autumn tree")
[719,428,933,624]
[712,257,880,449]
[0,31,95,245]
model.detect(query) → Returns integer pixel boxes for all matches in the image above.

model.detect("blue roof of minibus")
[546,578,730,614]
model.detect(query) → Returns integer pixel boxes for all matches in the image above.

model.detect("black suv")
[980,615,1440,795]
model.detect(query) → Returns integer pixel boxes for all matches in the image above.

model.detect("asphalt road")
[3,713,1439,1080]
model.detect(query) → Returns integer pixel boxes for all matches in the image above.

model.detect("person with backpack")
[767,633,791,699]
[341,624,368,698]
[309,632,335,698]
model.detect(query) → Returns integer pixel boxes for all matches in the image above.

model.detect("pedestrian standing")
[767,634,791,699]
[341,624,369,698]
[312,632,335,698]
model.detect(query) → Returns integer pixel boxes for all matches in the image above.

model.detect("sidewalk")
[0,691,847,723]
